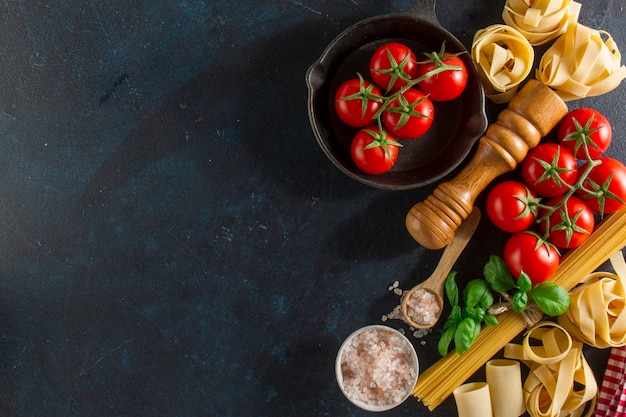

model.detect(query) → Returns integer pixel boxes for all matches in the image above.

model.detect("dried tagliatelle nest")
[472,24,534,104]
[558,251,626,348]
[536,23,626,101]
[474,0,626,103]
[502,0,581,46]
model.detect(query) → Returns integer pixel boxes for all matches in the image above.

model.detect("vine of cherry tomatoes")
[334,42,468,175]
[486,108,626,285]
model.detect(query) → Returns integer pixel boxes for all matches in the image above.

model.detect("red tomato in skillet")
[334,76,383,127]
[369,42,419,93]
[577,157,626,215]
[504,232,560,284]
[539,195,595,249]
[557,108,612,160]
[416,52,468,101]
[521,143,578,198]
[485,180,538,233]
[350,126,401,175]
[381,88,434,139]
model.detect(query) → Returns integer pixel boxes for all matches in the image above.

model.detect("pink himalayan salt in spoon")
[401,208,481,329]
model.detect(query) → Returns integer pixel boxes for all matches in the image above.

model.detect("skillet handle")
[407,0,438,23]
[405,80,568,250]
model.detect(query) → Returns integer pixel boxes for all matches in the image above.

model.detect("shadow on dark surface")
[256,334,341,416]
[74,19,370,218]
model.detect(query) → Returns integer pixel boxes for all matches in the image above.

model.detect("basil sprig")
[438,273,498,356]
[437,256,570,356]
[483,255,570,316]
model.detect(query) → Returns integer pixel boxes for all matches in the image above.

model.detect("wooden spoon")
[401,208,481,329]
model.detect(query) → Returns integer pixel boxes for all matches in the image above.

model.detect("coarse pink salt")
[406,288,441,327]
[336,325,419,411]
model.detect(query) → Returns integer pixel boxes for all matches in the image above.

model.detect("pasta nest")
[472,24,534,104]
[537,23,626,101]
[502,0,580,46]
[558,251,626,348]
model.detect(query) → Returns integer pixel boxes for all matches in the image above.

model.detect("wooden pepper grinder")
[406,80,568,249]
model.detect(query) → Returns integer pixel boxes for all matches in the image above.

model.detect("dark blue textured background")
[0,1,624,416]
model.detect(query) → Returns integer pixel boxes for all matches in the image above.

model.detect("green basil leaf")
[472,319,482,339]
[445,271,459,307]
[450,305,462,323]
[455,317,479,355]
[530,282,571,316]
[438,326,456,357]
[479,289,494,311]
[512,290,528,313]
[463,279,492,308]
[483,313,499,326]
[483,255,516,292]
[517,272,533,293]
[465,305,485,323]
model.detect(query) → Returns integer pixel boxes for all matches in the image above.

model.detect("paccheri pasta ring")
[536,23,626,101]
[471,24,534,103]
[502,0,581,46]
[505,322,597,417]
[558,251,626,348]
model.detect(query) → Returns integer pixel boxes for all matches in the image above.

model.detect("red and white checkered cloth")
[594,345,626,417]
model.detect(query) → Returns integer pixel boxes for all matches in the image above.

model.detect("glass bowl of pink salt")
[335,325,419,411]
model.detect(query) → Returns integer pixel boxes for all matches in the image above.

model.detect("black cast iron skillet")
[306,0,488,190]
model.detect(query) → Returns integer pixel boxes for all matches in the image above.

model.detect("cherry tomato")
[350,126,401,175]
[539,195,595,249]
[369,42,419,93]
[521,143,578,197]
[416,52,468,101]
[577,157,626,215]
[334,75,383,128]
[504,232,560,284]
[557,108,612,160]
[381,88,434,139]
[486,180,539,233]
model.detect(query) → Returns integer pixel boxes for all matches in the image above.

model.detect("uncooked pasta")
[472,24,534,103]
[502,0,581,46]
[536,23,626,101]
[504,322,597,417]
[412,207,626,410]
[558,251,626,348]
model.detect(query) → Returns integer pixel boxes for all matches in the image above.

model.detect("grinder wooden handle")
[406,80,568,249]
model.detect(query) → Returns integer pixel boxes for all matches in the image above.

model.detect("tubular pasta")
[558,251,626,348]
[504,322,597,417]
[536,23,626,101]
[486,359,526,417]
[472,25,534,103]
[453,382,494,417]
[502,0,581,46]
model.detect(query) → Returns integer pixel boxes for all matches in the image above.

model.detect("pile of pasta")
[537,23,626,102]
[504,322,597,417]
[502,0,580,46]
[472,0,626,103]
[472,25,534,104]
[412,207,626,411]
[558,251,626,348]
